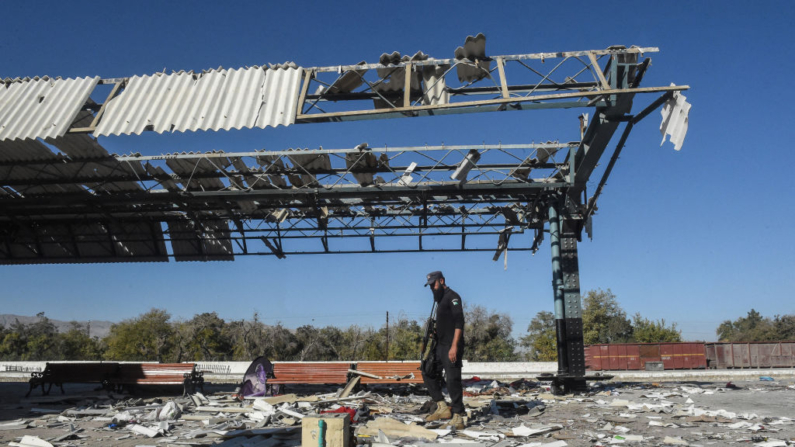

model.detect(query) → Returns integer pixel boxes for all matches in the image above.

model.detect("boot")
[425,400,452,422]
[448,413,465,430]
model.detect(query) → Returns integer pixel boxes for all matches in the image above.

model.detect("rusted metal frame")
[5,162,74,184]
[0,191,547,216]
[111,143,571,162]
[285,155,322,187]
[303,68,399,115]
[181,157,205,192]
[306,47,658,73]
[2,219,39,257]
[513,59,569,90]
[242,228,520,241]
[587,53,610,90]
[0,199,548,224]
[77,159,138,194]
[410,148,458,185]
[0,183,554,212]
[237,247,538,256]
[64,222,81,258]
[231,220,247,254]
[105,220,119,257]
[583,91,674,220]
[446,80,598,96]
[521,57,572,97]
[148,221,163,257]
[295,85,687,121]
[204,157,247,192]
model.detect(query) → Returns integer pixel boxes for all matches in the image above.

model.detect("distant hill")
[0,314,114,339]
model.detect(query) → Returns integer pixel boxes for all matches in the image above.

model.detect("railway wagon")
[705,342,795,369]
[585,343,707,371]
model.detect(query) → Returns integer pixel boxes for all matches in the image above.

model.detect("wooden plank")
[588,53,610,90]
[403,63,412,108]
[90,81,124,128]
[496,57,509,99]
[296,69,313,116]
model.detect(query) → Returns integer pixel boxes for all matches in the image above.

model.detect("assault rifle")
[419,301,439,378]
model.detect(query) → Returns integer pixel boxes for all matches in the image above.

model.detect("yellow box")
[302,414,350,447]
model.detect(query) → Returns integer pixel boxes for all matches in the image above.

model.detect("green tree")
[465,305,517,361]
[174,312,231,362]
[582,289,632,344]
[260,323,300,360]
[772,315,795,340]
[104,309,174,361]
[22,313,59,360]
[337,325,373,360]
[227,313,267,360]
[387,316,423,361]
[631,314,682,343]
[714,309,793,342]
[520,311,557,361]
[58,322,103,360]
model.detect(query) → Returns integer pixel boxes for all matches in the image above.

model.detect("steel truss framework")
[1,40,689,392]
[0,44,687,264]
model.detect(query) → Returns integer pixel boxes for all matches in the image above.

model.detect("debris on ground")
[0,377,794,446]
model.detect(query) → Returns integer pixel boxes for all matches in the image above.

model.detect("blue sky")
[1,1,793,342]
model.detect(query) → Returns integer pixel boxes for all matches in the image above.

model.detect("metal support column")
[560,220,586,381]
[541,199,608,393]
[548,199,568,374]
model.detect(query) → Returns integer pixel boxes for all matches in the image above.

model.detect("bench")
[355,361,424,384]
[268,362,352,386]
[111,363,203,395]
[27,362,120,397]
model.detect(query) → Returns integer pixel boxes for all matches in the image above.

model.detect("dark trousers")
[422,343,464,415]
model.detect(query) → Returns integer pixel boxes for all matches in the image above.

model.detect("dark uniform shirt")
[436,287,465,348]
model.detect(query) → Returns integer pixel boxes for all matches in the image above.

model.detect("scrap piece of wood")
[339,376,361,398]
[348,369,382,380]
[195,406,253,413]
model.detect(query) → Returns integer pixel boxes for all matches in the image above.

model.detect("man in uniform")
[422,271,466,429]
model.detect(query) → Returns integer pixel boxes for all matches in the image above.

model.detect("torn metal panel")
[167,219,234,262]
[93,66,303,137]
[660,87,690,151]
[326,62,367,94]
[0,220,168,264]
[345,145,378,186]
[0,76,99,141]
[373,51,425,109]
[454,33,491,83]
[422,65,450,106]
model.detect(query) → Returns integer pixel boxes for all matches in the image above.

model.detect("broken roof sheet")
[94,66,303,137]
[0,76,99,141]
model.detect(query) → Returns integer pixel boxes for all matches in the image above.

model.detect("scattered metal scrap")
[1,376,794,446]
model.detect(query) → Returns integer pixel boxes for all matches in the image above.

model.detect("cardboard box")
[302,414,350,447]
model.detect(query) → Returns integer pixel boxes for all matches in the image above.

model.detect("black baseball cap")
[424,271,444,287]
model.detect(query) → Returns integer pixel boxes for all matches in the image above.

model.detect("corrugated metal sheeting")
[0,76,99,141]
[454,33,490,83]
[94,66,303,137]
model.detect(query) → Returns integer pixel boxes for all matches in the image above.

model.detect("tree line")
[0,305,517,363]
[520,289,683,361]
[6,290,785,363]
